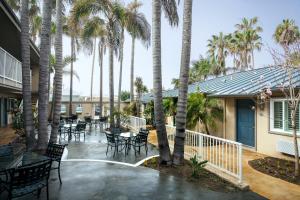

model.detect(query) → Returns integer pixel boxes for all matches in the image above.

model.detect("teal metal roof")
[141,66,300,103]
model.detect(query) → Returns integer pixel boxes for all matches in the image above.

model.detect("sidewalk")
[148,130,300,200]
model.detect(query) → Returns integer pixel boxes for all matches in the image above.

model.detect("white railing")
[0,47,22,88]
[125,116,146,132]
[166,125,243,183]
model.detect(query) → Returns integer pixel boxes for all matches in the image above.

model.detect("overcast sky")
[58,0,300,97]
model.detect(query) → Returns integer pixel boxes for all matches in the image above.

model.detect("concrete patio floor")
[1,161,266,200]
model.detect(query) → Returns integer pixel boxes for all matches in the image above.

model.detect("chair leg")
[47,183,49,200]
[58,162,62,184]
[145,144,148,155]
[106,145,109,156]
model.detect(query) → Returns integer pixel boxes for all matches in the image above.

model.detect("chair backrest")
[139,128,149,134]
[105,132,115,143]
[84,116,92,123]
[8,159,52,189]
[0,144,13,159]
[46,143,66,162]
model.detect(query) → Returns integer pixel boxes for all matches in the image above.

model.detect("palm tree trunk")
[117,29,125,127]
[109,46,114,128]
[98,42,103,117]
[21,0,35,150]
[152,0,172,165]
[251,50,255,69]
[173,0,193,165]
[37,0,52,150]
[130,36,135,102]
[49,81,55,121]
[90,37,96,105]
[69,37,74,116]
[50,0,63,143]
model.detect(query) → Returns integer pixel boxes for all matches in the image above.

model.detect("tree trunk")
[98,42,103,117]
[69,37,74,116]
[251,50,255,69]
[117,29,125,127]
[109,46,114,128]
[37,0,52,150]
[49,81,55,121]
[130,36,135,102]
[173,0,193,165]
[90,37,96,104]
[152,0,172,165]
[21,0,35,150]
[50,0,63,143]
[291,107,300,177]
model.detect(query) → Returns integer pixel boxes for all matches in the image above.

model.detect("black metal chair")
[74,122,86,141]
[131,131,149,156]
[3,159,52,200]
[0,144,13,190]
[104,132,125,157]
[45,143,66,184]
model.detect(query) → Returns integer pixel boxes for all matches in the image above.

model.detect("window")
[270,99,300,135]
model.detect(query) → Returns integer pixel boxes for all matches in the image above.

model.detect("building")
[0,0,40,127]
[142,67,300,160]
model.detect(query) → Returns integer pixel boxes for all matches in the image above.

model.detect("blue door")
[236,99,255,147]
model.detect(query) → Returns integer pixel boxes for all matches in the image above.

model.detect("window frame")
[270,98,300,135]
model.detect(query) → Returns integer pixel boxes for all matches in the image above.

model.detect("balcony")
[0,47,22,90]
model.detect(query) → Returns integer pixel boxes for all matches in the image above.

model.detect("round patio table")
[63,124,77,140]
[119,132,137,155]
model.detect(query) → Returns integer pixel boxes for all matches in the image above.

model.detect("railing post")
[238,143,243,184]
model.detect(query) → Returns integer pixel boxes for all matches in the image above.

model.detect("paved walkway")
[148,130,300,200]
[0,126,19,145]
[1,161,266,200]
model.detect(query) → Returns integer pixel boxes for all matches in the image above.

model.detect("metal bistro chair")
[104,132,125,157]
[131,130,149,156]
[0,144,13,187]
[3,159,52,200]
[45,143,67,184]
[74,122,86,141]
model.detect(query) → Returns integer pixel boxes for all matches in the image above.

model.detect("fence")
[166,125,243,183]
[0,47,22,89]
[125,116,146,132]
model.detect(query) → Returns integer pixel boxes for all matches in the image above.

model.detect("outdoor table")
[119,132,137,155]
[64,124,77,140]
[0,151,50,172]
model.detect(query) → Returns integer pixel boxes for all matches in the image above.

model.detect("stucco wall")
[256,102,300,160]
[224,98,236,141]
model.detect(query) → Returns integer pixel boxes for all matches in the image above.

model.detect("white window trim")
[270,98,300,135]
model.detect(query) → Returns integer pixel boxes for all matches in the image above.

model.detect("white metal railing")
[166,125,243,183]
[0,47,22,88]
[125,116,146,132]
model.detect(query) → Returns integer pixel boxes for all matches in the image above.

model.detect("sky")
[58,0,300,97]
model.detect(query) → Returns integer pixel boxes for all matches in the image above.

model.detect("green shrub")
[12,111,24,130]
[190,155,208,178]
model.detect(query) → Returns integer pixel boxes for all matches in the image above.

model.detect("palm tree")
[72,0,123,128]
[235,17,263,69]
[98,36,107,117]
[274,19,300,49]
[50,0,63,143]
[173,0,193,165]
[37,0,52,150]
[79,16,106,115]
[128,1,151,103]
[152,0,179,165]
[190,56,211,82]
[117,0,150,126]
[20,0,35,150]
[134,77,148,117]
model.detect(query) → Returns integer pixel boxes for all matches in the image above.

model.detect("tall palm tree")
[21,0,35,150]
[37,0,52,150]
[98,37,107,117]
[80,16,106,115]
[72,0,123,127]
[50,0,63,143]
[274,19,300,49]
[116,0,150,126]
[207,32,228,76]
[173,0,193,165]
[152,0,179,165]
[235,17,263,69]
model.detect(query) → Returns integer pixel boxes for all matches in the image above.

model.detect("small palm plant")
[190,155,208,178]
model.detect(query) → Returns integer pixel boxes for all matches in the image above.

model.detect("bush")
[12,111,24,130]
[190,155,208,178]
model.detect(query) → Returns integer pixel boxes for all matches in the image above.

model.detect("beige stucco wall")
[256,102,300,160]
[223,98,236,141]
[223,97,299,160]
